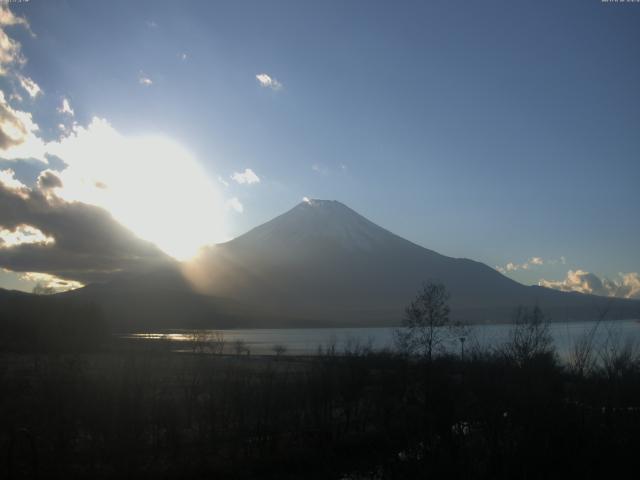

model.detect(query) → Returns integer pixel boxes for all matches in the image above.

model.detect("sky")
[0,0,639,298]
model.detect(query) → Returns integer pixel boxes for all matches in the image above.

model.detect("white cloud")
[539,270,640,299]
[139,74,153,86]
[0,8,47,161]
[256,73,283,91]
[58,97,74,116]
[20,272,83,293]
[0,91,47,161]
[495,256,563,274]
[0,4,31,77]
[0,25,24,75]
[0,168,28,193]
[617,272,640,299]
[311,163,329,175]
[0,5,28,28]
[180,52,188,61]
[18,75,41,98]
[231,168,260,185]
[0,224,54,248]
[0,4,39,115]
[227,197,244,213]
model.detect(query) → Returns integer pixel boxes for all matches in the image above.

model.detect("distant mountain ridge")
[5,199,638,330]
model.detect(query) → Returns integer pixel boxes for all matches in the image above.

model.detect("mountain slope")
[185,200,639,325]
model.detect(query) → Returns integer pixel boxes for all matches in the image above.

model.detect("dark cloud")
[37,169,63,190]
[0,174,170,283]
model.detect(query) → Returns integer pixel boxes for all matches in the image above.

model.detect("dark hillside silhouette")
[0,290,108,352]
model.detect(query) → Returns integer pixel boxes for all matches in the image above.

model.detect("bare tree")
[208,331,226,355]
[394,282,459,360]
[189,330,209,354]
[272,344,287,358]
[598,326,638,380]
[568,301,611,376]
[501,305,554,366]
[187,331,226,355]
[233,339,248,356]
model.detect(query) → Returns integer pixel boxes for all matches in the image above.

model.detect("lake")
[124,318,640,359]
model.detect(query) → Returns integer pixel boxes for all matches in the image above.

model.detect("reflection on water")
[123,319,640,359]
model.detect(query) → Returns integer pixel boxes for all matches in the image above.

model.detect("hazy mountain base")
[62,278,640,331]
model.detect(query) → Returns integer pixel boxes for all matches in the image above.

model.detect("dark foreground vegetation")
[1,286,639,478]
[0,294,108,353]
[1,330,640,479]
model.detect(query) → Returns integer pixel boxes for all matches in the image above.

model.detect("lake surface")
[125,319,640,359]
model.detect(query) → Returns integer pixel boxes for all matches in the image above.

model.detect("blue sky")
[0,0,639,295]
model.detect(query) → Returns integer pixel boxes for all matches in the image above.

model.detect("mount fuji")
[51,199,639,330]
[179,199,639,327]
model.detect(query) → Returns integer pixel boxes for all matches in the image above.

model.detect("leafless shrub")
[569,332,599,376]
[187,331,226,355]
[207,331,226,355]
[343,335,374,357]
[188,330,209,354]
[317,335,338,357]
[394,282,459,361]
[500,305,554,366]
[568,302,610,376]
[272,344,287,357]
[598,327,639,380]
[233,339,249,356]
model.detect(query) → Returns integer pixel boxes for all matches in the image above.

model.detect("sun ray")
[48,119,227,260]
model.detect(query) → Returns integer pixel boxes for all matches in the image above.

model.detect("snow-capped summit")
[230,199,407,252]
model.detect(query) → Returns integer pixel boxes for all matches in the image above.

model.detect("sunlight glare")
[49,118,227,260]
